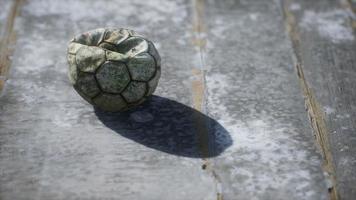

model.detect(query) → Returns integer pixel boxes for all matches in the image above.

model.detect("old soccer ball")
[67,28,161,112]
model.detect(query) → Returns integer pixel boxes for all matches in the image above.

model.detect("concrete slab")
[0,0,340,199]
[198,0,328,199]
[0,0,219,199]
[285,0,356,198]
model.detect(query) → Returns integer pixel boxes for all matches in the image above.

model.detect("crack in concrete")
[0,0,23,94]
[341,0,356,30]
[191,0,208,157]
[280,0,339,199]
[346,0,356,13]
[191,0,223,199]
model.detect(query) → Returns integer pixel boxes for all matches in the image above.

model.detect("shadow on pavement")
[94,95,232,158]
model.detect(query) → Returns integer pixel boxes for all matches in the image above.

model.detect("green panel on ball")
[105,50,128,62]
[92,93,127,112]
[147,69,160,95]
[87,28,106,45]
[95,61,130,93]
[148,41,161,67]
[127,53,156,81]
[76,46,106,73]
[122,81,147,103]
[67,54,78,84]
[68,43,84,54]
[75,72,101,98]
[116,36,148,57]
[98,42,117,52]
[73,28,105,46]
[103,28,130,45]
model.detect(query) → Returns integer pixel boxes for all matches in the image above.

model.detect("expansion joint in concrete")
[280,1,339,199]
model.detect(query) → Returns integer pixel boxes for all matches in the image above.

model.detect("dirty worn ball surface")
[67,28,161,112]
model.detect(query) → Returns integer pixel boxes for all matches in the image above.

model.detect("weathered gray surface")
[286,0,356,198]
[202,0,327,199]
[1,0,354,199]
[0,0,13,32]
[0,0,217,199]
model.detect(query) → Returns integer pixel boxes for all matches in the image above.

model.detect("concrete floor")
[0,0,355,199]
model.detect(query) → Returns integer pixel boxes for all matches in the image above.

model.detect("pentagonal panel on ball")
[74,72,101,98]
[148,41,161,67]
[122,81,147,103]
[92,93,127,112]
[127,53,156,81]
[147,69,161,95]
[95,61,130,93]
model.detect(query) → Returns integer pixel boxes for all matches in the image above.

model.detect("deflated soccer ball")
[67,28,161,112]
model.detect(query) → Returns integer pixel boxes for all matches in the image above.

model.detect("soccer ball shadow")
[94,95,233,158]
